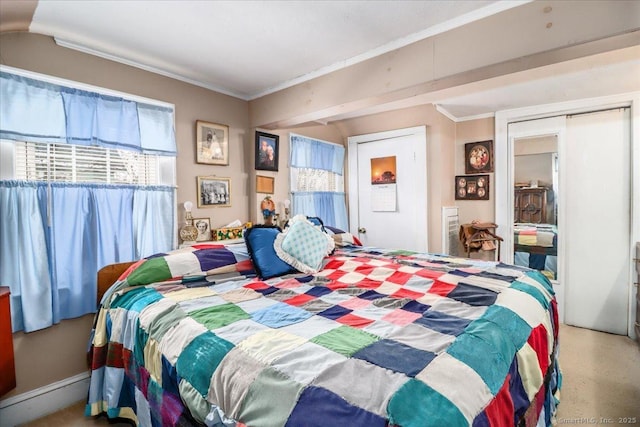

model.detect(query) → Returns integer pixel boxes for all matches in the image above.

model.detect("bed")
[86,219,561,427]
[513,224,558,280]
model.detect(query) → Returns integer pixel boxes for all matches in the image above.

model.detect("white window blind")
[15,141,160,185]
[291,167,344,192]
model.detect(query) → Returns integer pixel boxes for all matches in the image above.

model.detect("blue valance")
[0,71,176,155]
[290,134,344,175]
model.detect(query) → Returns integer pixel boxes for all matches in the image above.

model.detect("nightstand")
[0,287,16,396]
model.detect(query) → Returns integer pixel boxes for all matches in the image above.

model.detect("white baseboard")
[0,372,90,427]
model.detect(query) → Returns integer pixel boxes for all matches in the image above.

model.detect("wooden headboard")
[97,261,135,305]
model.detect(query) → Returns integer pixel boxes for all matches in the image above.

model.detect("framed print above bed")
[197,176,231,207]
[255,131,279,171]
[196,120,229,165]
[464,140,493,174]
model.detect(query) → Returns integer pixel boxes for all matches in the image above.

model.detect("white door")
[348,127,427,251]
[564,108,631,335]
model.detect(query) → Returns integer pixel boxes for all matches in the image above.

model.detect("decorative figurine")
[260,196,276,226]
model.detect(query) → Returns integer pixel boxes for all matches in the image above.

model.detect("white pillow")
[274,215,335,273]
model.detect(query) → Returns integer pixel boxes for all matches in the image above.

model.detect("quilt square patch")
[401,300,431,314]
[358,290,386,301]
[305,286,333,297]
[251,302,312,328]
[382,309,422,326]
[353,339,436,377]
[311,358,409,418]
[336,313,375,328]
[414,310,472,336]
[284,293,316,307]
[271,342,346,385]
[286,385,387,427]
[310,325,379,357]
[355,278,384,290]
[447,282,498,306]
[189,303,250,329]
[339,297,372,310]
[318,305,352,320]
[238,329,308,364]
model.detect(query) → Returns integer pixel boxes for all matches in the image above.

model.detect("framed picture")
[193,217,211,241]
[464,140,493,174]
[256,175,275,194]
[255,131,279,171]
[196,120,229,165]
[455,174,490,200]
[197,176,231,207]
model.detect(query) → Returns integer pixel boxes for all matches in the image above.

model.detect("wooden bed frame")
[97,261,135,305]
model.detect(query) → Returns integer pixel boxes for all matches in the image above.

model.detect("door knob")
[358,227,367,234]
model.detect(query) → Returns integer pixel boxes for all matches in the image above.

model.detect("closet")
[502,106,633,336]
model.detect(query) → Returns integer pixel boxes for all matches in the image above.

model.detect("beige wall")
[7,315,94,397]
[455,117,495,227]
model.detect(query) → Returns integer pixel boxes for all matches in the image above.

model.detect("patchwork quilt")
[513,224,558,280]
[87,242,561,427]
[513,224,557,253]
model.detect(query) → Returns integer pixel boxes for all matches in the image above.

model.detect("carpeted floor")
[554,324,640,424]
[20,324,640,426]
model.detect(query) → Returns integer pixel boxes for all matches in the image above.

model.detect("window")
[291,167,344,192]
[289,134,348,230]
[15,141,160,184]
[0,67,176,332]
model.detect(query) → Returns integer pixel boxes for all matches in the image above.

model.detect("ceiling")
[29,0,521,99]
[16,0,640,121]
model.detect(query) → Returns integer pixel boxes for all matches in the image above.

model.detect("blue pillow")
[244,225,297,280]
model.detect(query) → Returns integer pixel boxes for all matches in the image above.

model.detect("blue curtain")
[0,182,53,332]
[0,181,174,332]
[290,135,344,174]
[133,187,175,259]
[0,71,176,155]
[292,192,348,231]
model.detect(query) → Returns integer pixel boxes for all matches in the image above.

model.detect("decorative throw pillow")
[244,225,297,280]
[283,216,326,233]
[274,215,335,273]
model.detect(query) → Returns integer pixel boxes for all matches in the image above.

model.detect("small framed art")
[455,174,490,200]
[196,121,229,166]
[255,131,279,171]
[197,176,231,207]
[256,175,275,194]
[464,140,493,174]
[193,217,211,241]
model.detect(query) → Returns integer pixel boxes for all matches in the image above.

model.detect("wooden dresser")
[0,287,16,396]
[514,187,548,224]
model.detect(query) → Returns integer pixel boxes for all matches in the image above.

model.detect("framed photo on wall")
[193,217,211,241]
[464,140,493,174]
[197,176,231,207]
[196,121,229,166]
[455,174,490,200]
[256,175,275,194]
[255,131,279,171]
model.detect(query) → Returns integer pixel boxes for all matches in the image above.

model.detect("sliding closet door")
[564,108,630,335]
